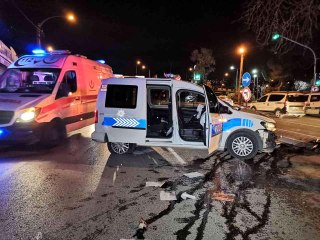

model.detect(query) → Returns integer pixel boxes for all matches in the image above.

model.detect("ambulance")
[92,77,277,159]
[0,50,113,145]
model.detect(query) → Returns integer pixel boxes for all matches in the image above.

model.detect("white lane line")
[167,148,187,165]
[277,128,320,139]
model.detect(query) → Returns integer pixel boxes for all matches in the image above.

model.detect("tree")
[267,60,290,90]
[190,48,215,84]
[242,0,320,53]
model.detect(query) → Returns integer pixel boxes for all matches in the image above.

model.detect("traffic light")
[194,73,201,81]
[272,33,281,41]
[316,73,320,86]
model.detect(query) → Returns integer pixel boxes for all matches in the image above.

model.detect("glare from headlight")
[20,111,36,121]
[261,121,276,131]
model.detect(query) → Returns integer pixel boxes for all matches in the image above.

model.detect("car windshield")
[287,95,308,102]
[0,68,61,94]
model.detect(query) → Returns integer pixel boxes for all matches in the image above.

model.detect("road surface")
[0,124,319,240]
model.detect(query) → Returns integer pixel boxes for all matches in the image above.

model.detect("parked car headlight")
[261,121,276,132]
[17,108,41,122]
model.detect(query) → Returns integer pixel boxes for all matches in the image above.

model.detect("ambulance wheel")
[227,131,258,160]
[41,121,66,147]
[108,142,136,155]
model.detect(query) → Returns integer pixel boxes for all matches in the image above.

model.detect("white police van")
[92,77,276,159]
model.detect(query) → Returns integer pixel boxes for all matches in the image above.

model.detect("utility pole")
[238,52,244,104]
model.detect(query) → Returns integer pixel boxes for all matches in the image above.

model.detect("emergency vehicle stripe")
[102,117,146,129]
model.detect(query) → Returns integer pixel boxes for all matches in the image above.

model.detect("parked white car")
[249,92,306,117]
[304,92,320,115]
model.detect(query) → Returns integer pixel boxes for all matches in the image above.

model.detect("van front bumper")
[258,130,277,153]
[0,122,43,144]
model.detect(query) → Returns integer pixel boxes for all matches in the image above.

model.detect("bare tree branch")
[242,0,320,54]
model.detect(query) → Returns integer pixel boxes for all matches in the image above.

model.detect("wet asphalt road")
[0,125,319,240]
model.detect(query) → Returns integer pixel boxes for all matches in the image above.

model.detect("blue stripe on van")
[102,117,147,129]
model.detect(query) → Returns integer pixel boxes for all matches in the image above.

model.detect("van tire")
[41,121,66,147]
[108,142,136,155]
[226,131,259,160]
[251,106,256,111]
[275,109,282,118]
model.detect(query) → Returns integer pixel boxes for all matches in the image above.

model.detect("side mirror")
[220,105,231,114]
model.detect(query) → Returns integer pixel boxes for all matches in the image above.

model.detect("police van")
[92,77,277,159]
[0,50,113,145]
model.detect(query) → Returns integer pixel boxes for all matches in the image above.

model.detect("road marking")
[277,128,320,139]
[167,148,187,165]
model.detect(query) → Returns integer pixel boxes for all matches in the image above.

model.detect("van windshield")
[0,68,61,94]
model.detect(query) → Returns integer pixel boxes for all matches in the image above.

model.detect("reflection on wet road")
[0,126,319,240]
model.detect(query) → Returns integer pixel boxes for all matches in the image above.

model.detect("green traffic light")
[194,73,201,81]
[272,33,281,41]
[315,79,320,86]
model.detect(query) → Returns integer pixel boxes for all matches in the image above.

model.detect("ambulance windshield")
[0,68,61,94]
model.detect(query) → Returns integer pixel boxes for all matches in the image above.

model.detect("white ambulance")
[92,77,277,159]
[0,50,113,145]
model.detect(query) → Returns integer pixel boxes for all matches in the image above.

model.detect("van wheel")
[227,131,258,160]
[41,122,66,147]
[108,142,136,154]
[251,106,256,111]
[275,109,282,118]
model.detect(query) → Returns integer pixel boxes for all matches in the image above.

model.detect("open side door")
[203,86,223,154]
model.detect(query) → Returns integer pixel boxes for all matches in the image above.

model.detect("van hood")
[235,110,276,123]
[0,93,49,111]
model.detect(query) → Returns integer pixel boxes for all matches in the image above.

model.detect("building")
[0,40,18,74]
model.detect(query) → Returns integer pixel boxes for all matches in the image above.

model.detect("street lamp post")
[272,33,317,85]
[136,60,141,75]
[230,65,239,91]
[37,13,75,48]
[237,47,245,104]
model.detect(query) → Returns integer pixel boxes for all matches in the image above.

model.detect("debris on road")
[145,181,165,187]
[132,218,147,239]
[160,191,177,201]
[181,192,196,200]
[183,172,204,178]
[212,191,235,202]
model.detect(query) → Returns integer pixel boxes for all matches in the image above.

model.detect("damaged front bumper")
[258,130,277,153]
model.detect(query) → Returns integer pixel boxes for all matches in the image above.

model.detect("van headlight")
[261,121,276,132]
[17,108,41,122]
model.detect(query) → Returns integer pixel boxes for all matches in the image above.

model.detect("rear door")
[102,79,147,144]
[287,94,307,114]
[266,94,285,111]
[204,86,222,154]
[255,95,268,111]
[309,94,320,114]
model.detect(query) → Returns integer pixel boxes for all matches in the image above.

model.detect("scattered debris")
[113,171,117,185]
[132,218,147,239]
[160,191,177,201]
[181,192,196,200]
[212,191,235,202]
[35,232,43,240]
[183,172,204,178]
[161,180,174,189]
[146,181,165,187]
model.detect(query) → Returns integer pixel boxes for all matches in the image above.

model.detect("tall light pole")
[237,47,246,104]
[136,60,141,75]
[37,13,76,48]
[272,33,317,85]
[230,65,239,91]
[252,69,258,98]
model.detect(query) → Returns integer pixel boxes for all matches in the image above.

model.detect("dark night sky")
[0,0,317,80]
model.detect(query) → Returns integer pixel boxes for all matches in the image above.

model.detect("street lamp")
[141,65,150,77]
[224,73,229,77]
[272,33,317,85]
[47,45,54,52]
[251,69,258,98]
[136,60,141,75]
[37,13,76,48]
[237,46,246,104]
[230,65,239,91]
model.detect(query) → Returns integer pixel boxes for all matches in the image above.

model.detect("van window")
[287,95,308,102]
[205,86,219,113]
[258,95,268,102]
[149,88,170,106]
[268,94,285,102]
[178,91,205,109]
[105,84,137,109]
[310,95,320,102]
[56,71,77,99]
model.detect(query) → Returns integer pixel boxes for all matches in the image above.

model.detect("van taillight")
[94,110,98,123]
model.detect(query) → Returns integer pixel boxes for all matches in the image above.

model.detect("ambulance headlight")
[261,121,276,132]
[17,108,41,122]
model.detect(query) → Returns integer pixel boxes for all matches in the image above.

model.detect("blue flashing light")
[97,59,106,64]
[0,129,3,136]
[32,49,46,55]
